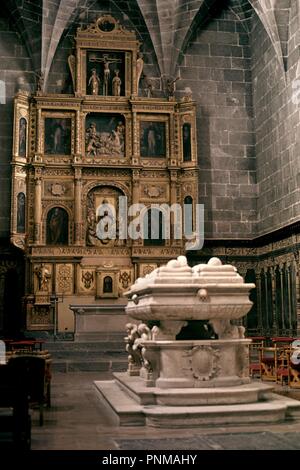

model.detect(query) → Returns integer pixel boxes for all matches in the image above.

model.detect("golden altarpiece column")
[10,16,198,335]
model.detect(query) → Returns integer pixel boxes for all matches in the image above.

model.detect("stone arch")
[184,195,193,237]
[83,181,130,200]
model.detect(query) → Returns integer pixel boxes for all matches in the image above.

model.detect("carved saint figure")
[86,122,98,156]
[143,75,154,98]
[103,60,110,95]
[35,72,44,93]
[167,76,180,98]
[88,68,100,95]
[34,264,51,292]
[112,69,121,96]
[136,52,144,94]
[86,209,97,246]
[115,121,125,153]
[68,53,76,92]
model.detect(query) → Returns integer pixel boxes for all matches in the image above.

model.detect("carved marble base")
[135,339,251,389]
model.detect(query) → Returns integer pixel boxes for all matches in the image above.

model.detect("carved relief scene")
[85,113,125,157]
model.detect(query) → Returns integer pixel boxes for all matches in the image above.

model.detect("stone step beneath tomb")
[94,379,300,428]
[113,372,275,406]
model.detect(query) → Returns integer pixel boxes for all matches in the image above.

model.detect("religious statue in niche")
[18,117,27,157]
[88,68,101,95]
[112,70,122,96]
[16,192,25,233]
[85,113,125,157]
[140,121,166,157]
[44,118,71,155]
[46,207,68,245]
[34,264,51,292]
[103,276,113,293]
[87,50,125,96]
[182,123,192,161]
[136,52,144,94]
[86,187,124,247]
[68,52,76,92]
[86,209,97,246]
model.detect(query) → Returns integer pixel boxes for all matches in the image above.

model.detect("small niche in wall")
[46,207,69,245]
[17,192,26,233]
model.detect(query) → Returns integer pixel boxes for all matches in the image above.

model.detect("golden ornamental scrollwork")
[78,15,136,39]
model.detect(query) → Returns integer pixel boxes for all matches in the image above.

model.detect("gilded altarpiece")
[11,16,199,333]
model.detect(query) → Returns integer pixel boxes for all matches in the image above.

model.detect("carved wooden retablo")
[10,16,198,332]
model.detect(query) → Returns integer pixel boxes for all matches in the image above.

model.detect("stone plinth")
[70,304,127,341]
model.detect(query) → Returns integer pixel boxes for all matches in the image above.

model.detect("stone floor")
[30,372,300,450]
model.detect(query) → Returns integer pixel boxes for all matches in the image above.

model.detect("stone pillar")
[74,169,82,245]
[132,169,140,205]
[256,273,263,333]
[271,267,277,331]
[132,112,138,164]
[279,266,285,330]
[34,175,42,244]
[36,108,42,154]
[170,170,178,242]
[75,110,81,157]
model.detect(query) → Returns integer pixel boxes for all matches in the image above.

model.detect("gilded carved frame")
[40,111,76,156]
[75,16,140,97]
[137,114,170,163]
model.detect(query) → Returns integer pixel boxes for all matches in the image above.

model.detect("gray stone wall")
[177,6,256,239]
[0,12,34,239]
[251,5,300,235]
